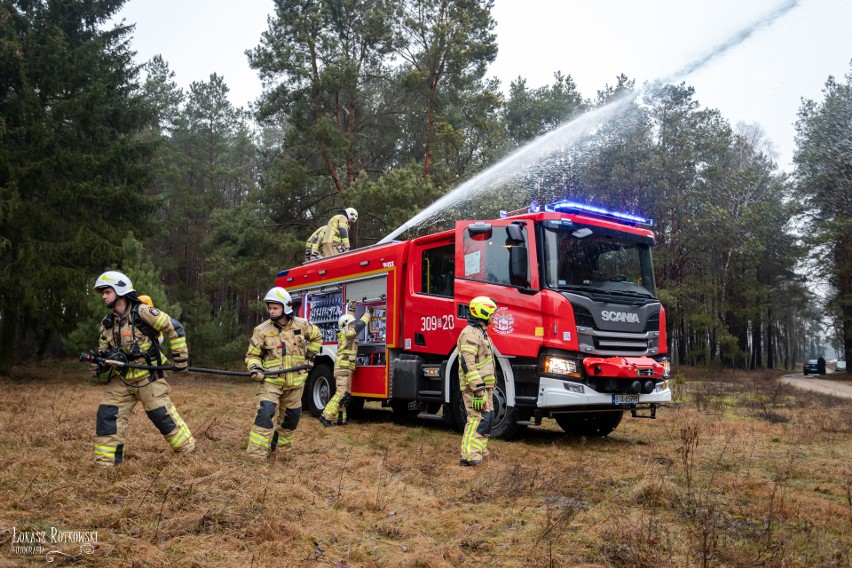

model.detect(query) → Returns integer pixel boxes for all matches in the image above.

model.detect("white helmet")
[93,271,134,297]
[338,313,356,330]
[345,207,358,222]
[263,287,293,315]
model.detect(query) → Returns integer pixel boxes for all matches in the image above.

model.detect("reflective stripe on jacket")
[245,317,322,388]
[335,310,371,371]
[323,213,350,250]
[305,226,327,256]
[97,304,187,381]
[456,322,496,390]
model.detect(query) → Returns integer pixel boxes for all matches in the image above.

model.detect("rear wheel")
[304,363,334,417]
[555,410,624,437]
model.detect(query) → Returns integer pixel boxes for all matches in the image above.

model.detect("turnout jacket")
[245,317,322,388]
[304,225,327,258]
[456,319,496,391]
[322,213,351,251]
[335,309,371,371]
[98,303,188,381]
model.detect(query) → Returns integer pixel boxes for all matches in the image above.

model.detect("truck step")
[417,390,442,397]
[630,405,658,419]
[515,419,542,427]
[416,412,445,421]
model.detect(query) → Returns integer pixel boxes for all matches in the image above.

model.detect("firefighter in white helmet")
[244,286,322,459]
[304,225,326,263]
[318,302,371,427]
[91,271,195,466]
[320,207,358,258]
[455,296,498,466]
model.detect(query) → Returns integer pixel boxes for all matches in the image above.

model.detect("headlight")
[661,360,670,378]
[543,356,580,378]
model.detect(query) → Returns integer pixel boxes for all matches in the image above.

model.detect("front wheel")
[449,371,523,440]
[555,410,624,437]
[304,363,334,417]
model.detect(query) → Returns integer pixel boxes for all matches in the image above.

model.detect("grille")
[593,337,647,353]
[644,311,660,333]
[572,305,596,328]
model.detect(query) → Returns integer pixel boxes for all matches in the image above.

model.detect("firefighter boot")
[318,415,333,428]
[337,410,348,426]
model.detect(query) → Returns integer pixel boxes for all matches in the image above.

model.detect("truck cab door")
[454,219,541,359]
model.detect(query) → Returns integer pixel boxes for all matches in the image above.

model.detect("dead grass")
[0,363,850,567]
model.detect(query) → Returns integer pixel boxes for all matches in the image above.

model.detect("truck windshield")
[540,223,657,300]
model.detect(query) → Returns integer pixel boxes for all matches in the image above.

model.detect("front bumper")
[536,376,672,408]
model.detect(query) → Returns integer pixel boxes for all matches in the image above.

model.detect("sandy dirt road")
[780,374,852,399]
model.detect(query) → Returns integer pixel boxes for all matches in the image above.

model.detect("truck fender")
[445,346,516,406]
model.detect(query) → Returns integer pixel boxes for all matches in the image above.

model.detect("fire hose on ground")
[79,352,312,387]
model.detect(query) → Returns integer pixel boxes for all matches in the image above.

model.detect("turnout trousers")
[246,380,304,458]
[460,388,493,463]
[95,378,195,466]
[321,368,352,422]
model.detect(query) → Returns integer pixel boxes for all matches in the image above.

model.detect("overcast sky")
[115,0,851,171]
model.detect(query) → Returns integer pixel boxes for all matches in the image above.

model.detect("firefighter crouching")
[92,271,195,466]
[456,296,498,466]
[304,225,326,262]
[320,207,358,258]
[319,302,371,427]
[245,287,322,459]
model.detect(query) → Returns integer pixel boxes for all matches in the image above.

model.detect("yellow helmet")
[469,296,497,320]
[138,295,154,307]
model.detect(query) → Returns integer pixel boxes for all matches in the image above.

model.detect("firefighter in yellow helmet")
[244,287,322,459]
[91,271,195,466]
[320,207,358,258]
[304,225,326,263]
[319,302,371,427]
[455,296,498,466]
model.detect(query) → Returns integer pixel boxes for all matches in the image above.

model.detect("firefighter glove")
[173,358,188,372]
[250,366,265,381]
[472,392,486,411]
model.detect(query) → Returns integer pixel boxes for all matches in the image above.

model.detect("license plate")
[612,394,639,405]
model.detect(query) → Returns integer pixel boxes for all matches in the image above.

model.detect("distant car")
[803,360,819,375]
[837,360,847,372]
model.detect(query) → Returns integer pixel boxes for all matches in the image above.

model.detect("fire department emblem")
[492,308,514,335]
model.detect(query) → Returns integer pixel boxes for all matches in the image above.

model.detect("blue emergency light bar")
[543,199,653,226]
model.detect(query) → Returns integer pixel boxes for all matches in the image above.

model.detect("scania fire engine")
[278,199,671,438]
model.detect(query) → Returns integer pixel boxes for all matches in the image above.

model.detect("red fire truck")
[278,199,671,438]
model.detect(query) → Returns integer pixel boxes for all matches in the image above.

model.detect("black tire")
[555,410,624,437]
[489,373,524,440]
[304,363,334,417]
[449,371,523,440]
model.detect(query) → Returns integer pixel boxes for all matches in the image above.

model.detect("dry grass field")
[0,364,850,567]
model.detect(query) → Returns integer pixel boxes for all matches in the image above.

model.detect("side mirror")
[506,222,525,243]
[509,245,530,288]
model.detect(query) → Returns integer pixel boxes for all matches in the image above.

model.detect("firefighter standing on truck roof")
[320,207,358,258]
[304,225,326,263]
[245,287,322,459]
[91,271,195,467]
[319,301,371,427]
[456,296,498,467]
